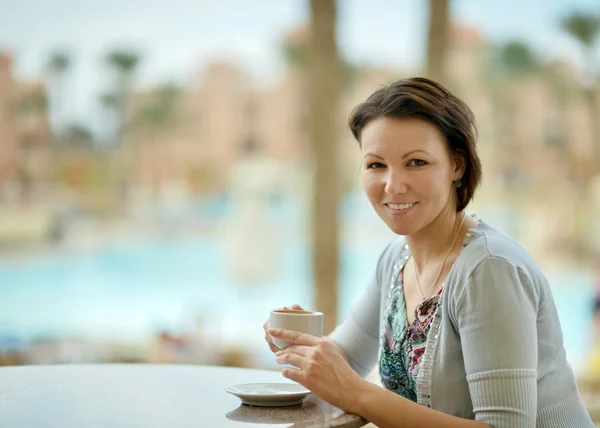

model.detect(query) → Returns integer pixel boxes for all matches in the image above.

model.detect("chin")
[381,217,416,236]
[387,224,413,236]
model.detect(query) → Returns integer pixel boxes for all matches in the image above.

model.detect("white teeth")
[387,202,415,210]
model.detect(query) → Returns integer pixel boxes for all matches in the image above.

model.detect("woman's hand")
[263,304,304,353]
[268,327,366,414]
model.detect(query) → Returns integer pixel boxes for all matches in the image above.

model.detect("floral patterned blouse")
[380,229,479,401]
[379,268,442,401]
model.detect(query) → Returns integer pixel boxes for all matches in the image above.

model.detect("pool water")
[0,194,594,372]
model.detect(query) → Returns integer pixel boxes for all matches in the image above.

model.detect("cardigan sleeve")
[329,241,395,377]
[454,256,539,428]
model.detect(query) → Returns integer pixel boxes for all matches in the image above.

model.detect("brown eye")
[367,162,385,169]
[408,159,427,167]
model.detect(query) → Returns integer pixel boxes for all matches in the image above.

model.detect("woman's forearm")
[351,380,491,428]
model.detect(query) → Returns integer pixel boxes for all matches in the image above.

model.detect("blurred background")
[1,0,600,418]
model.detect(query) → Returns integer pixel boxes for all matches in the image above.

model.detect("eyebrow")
[363,149,429,159]
[363,152,384,160]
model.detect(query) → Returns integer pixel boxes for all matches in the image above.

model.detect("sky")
[1,0,599,137]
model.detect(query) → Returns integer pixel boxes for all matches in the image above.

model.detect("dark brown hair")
[348,77,482,212]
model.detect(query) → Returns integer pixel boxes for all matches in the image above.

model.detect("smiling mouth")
[385,202,417,210]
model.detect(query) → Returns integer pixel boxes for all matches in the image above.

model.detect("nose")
[384,168,409,196]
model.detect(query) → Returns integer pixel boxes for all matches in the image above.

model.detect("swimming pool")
[0,195,594,372]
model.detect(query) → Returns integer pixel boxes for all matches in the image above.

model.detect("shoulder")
[448,221,547,308]
[456,220,542,280]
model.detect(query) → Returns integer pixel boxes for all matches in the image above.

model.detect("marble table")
[0,364,368,428]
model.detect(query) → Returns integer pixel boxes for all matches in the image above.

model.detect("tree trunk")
[586,87,600,177]
[426,0,451,84]
[307,0,342,334]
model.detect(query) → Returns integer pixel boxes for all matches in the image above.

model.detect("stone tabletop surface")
[0,364,368,428]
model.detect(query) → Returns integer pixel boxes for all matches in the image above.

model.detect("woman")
[264,77,593,427]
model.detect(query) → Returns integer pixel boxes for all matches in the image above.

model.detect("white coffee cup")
[269,309,324,349]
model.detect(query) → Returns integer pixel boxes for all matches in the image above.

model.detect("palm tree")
[129,84,180,200]
[562,12,600,72]
[15,90,48,203]
[425,0,451,83]
[131,84,180,139]
[99,92,118,109]
[496,41,540,75]
[104,50,140,146]
[63,124,93,148]
[484,40,542,188]
[46,50,71,138]
[561,12,600,174]
[98,92,119,143]
[281,28,358,91]
[560,12,600,262]
[16,91,48,115]
[307,0,342,334]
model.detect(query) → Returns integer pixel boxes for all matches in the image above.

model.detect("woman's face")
[360,117,463,236]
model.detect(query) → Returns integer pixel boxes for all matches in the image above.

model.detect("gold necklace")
[414,213,467,300]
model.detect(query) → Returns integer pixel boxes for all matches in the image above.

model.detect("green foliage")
[132,83,181,133]
[64,124,93,145]
[101,49,142,145]
[491,41,541,77]
[99,92,119,108]
[561,12,600,47]
[105,50,140,73]
[281,36,359,90]
[16,92,47,113]
[47,51,71,73]
[282,40,307,67]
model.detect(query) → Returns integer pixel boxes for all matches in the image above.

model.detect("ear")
[452,153,467,181]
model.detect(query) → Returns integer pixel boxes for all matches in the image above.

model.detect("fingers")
[268,328,319,346]
[264,305,305,355]
[280,304,304,311]
[265,333,280,353]
[281,367,302,383]
[276,351,305,369]
[263,322,272,340]
[264,320,282,353]
[276,345,311,357]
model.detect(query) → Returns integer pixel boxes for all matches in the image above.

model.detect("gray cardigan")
[330,220,593,427]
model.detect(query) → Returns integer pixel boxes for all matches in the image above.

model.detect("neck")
[405,208,467,272]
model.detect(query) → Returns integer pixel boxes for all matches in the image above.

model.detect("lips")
[386,202,416,210]
[383,201,418,217]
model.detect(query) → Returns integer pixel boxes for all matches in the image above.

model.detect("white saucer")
[226,383,311,407]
